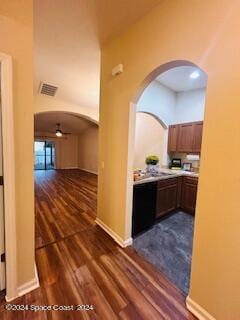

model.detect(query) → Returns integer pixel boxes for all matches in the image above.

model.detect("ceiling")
[33,0,162,110]
[156,66,208,92]
[34,112,96,135]
[34,0,100,109]
[89,0,163,44]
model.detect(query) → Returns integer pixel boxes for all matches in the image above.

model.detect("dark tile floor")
[133,211,194,295]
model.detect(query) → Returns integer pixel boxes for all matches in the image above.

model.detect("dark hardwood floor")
[0,169,196,319]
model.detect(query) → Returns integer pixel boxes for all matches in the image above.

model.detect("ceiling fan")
[55,123,71,137]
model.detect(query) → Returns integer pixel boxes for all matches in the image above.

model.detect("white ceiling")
[34,112,97,135]
[156,66,208,92]
[34,0,163,110]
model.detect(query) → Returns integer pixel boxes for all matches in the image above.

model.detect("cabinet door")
[156,183,178,218]
[178,123,194,153]
[168,125,179,152]
[180,177,198,214]
[192,121,203,153]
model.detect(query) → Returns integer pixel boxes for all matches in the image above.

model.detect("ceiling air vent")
[39,82,58,97]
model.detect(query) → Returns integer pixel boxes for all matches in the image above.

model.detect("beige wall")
[35,128,98,172]
[78,125,98,174]
[0,0,34,288]
[55,135,78,169]
[134,113,165,169]
[34,95,99,124]
[35,133,79,169]
[98,0,240,318]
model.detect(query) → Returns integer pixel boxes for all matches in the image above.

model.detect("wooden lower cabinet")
[156,176,198,218]
[180,176,198,214]
[156,178,178,218]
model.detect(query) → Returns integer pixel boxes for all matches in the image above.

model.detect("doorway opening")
[131,60,208,296]
[34,141,55,170]
[34,110,99,248]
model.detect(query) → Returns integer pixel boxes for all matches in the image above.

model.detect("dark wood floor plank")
[83,259,128,314]
[0,169,195,320]
[116,247,192,319]
[75,265,118,320]
[119,303,145,320]
[99,253,164,319]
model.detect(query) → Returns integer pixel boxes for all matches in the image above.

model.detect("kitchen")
[132,65,207,295]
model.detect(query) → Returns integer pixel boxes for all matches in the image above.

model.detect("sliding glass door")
[34,141,55,170]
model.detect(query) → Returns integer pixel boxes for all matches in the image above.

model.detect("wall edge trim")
[78,167,98,175]
[6,264,39,302]
[0,53,18,300]
[59,167,79,170]
[186,296,216,320]
[95,218,133,247]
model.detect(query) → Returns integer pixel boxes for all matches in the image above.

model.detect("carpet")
[133,211,194,295]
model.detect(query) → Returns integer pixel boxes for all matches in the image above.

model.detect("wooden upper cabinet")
[168,121,203,154]
[168,125,179,152]
[192,121,203,153]
[178,123,195,153]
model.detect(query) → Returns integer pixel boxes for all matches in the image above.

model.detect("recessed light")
[190,71,200,79]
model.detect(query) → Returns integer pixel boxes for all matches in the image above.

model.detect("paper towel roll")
[186,154,200,161]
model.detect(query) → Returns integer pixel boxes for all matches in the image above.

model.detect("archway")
[34,111,99,172]
[34,110,99,253]
[129,60,208,295]
[134,111,168,170]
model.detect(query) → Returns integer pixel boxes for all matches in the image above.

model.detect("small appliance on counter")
[170,158,182,170]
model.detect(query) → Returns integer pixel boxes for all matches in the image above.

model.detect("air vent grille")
[39,82,58,96]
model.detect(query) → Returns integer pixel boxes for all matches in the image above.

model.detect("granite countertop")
[133,168,199,185]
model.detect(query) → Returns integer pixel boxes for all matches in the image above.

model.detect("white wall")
[136,82,206,167]
[175,89,206,123]
[78,125,98,174]
[137,80,206,125]
[137,81,176,126]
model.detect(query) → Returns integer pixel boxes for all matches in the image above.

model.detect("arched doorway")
[130,60,208,295]
[34,111,99,172]
[34,110,99,248]
[134,111,168,170]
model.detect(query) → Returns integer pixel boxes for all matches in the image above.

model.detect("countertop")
[133,168,199,185]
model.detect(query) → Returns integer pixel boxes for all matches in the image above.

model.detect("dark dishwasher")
[132,181,157,237]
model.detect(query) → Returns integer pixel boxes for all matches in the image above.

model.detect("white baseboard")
[186,296,216,320]
[59,166,79,170]
[78,167,98,175]
[95,218,132,247]
[6,263,39,302]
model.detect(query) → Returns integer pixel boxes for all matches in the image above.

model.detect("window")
[34,141,55,170]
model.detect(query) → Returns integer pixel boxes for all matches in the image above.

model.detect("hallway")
[1,170,195,319]
[35,170,97,248]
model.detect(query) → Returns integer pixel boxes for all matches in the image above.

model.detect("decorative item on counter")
[182,162,192,171]
[133,169,148,181]
[133,169,141,181]
[145,155,159,174]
